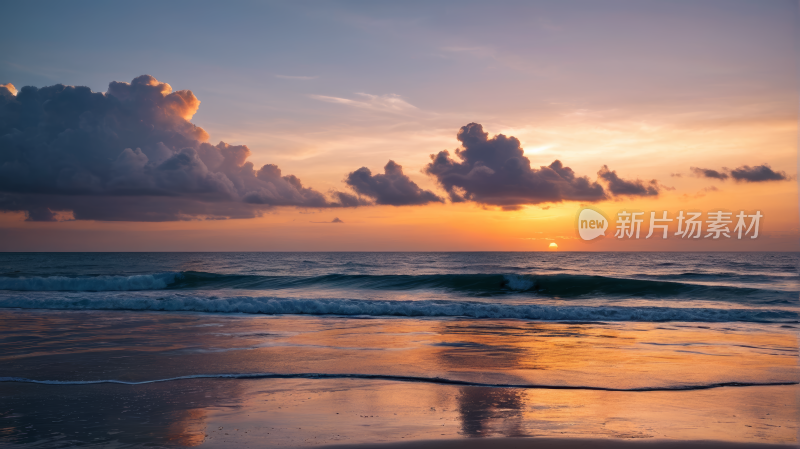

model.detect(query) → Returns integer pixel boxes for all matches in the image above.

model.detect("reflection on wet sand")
[1,379,798,447]
[428,319,797,388]
[457,387,526,438]
[434,323,530,437]
[0,380,241,447]
[429,319,799,441]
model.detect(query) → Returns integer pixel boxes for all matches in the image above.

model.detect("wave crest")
[173,272,783,297]
[0,272,793,304]
[0,294,795,323]
[0,273,180,291]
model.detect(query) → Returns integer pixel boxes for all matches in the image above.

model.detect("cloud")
[345,160,443,206]
[690,167,729,180]
[311,217,344,223]
[597,166,660,197]
[0,75,351,221]
[689,164,789,182]
[0,83,16,97]
[330,190,371,207]
[423,123,607,207]
[730,164,789,182]
[309,93,417,113]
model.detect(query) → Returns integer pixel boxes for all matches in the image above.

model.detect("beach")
[0,252,798,447]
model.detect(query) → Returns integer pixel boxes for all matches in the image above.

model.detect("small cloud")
[331,217,343,223]
[309,93,417,113]
[670,173,683,178]
[689,164,790,183]
[275,74,318,80]
[597,165,659,197]
[690,167,729,180]
[311,217,344,223]
[346,160,443,206]
[730,164,789,182]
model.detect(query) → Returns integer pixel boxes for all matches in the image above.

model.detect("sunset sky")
[1,0,797,251]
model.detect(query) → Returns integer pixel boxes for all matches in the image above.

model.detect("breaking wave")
[0,273,180,292]
[0,294,796,323]
[1,271,793,302]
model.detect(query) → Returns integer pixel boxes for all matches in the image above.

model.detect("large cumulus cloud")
[0,76,348,221]
[423,123,656,208]
[424,123,607,207]
[345,160,443,206]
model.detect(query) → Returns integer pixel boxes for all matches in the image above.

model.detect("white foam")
[0,293,795,323]
[503,274,535,290]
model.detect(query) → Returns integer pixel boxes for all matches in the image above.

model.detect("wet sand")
[323,439,799,449]
[4,379,797,447]
[1,310,797,448]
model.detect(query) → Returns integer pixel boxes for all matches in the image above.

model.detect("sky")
[0,0,797,251]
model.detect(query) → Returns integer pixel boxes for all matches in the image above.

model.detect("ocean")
[0,252,798,447]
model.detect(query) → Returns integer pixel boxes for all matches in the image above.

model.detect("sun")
[548,242,558,250]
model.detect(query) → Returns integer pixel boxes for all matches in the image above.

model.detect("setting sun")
[548,242,558,250]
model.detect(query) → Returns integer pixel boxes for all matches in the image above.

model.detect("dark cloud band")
[730,164,788,182]
[3,77,787,222]
[690,165,788,182]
